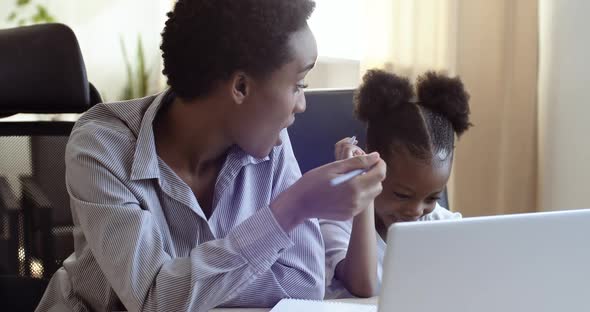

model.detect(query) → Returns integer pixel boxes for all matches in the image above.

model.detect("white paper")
[270,299,377,312]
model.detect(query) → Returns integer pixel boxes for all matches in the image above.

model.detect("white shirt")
[320,203,461,299]
[36,91,325,312]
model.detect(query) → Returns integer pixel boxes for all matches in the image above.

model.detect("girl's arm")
[332,137,379,297]
[334,202,378,297]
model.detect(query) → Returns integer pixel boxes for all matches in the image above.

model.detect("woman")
[36,1,386,311]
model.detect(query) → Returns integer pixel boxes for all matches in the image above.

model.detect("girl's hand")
[335,137,366,160]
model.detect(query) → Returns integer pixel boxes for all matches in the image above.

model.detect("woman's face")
[375,147,452,229]
[230,25,318,158]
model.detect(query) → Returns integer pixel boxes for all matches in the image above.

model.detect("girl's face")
[375,147,452,231]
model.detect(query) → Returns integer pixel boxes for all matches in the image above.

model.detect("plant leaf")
[34,5,56,23]
[137,35,148,97]
[17,0,31,7]
[7,12,17,22]
[120,36,135,100]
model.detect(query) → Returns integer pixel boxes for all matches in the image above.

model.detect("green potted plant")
[120,35,152,100]
[5,0,56,26]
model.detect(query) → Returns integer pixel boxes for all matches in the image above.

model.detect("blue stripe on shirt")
[36,91,324,312]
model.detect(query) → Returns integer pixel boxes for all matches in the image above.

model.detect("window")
[308,0,362,61]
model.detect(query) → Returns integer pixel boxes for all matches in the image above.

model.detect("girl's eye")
[425,197,440,204]
[393,192,411,200]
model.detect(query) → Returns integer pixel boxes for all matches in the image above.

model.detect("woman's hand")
[271,152,386,232]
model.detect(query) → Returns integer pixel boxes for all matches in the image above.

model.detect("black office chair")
[289,89,450,209]
[0,275,49,312]
[0,23,101,311]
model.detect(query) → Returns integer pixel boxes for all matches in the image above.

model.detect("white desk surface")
[210,297,378,312]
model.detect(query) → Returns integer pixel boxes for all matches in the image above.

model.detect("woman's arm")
[66,126,324,312]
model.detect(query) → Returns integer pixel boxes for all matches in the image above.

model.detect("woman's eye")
[295,83,308,92]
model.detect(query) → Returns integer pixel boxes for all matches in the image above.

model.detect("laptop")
[378,208,590,312]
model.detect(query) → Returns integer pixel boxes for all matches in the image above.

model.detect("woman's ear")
[230,72,250,105]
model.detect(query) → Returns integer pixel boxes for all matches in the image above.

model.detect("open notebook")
[270,299,377,312]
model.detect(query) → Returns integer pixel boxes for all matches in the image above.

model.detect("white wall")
[306,57,360,89]
[1,0,170,101]
[538,0,590,211]
[0,1,171,194]
[308,0,362,61]
[57,0,170,101]
[307,0,362,89]
[1,0,359,94]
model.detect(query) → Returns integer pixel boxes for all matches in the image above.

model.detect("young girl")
[321,69,472,298]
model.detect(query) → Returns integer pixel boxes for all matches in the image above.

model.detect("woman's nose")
[294,94,306,114]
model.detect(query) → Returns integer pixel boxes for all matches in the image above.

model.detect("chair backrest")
[0,23,101,280]
[290,89,367,173]
[289,89,450,209]
[0,23,93,114]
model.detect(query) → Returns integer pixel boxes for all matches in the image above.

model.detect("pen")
[330,168,366,186]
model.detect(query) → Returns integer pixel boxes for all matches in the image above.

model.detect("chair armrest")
[20,176,55,278]
[0,176,20,239]
[0,176,20,212]
[0,176,22,274]
[20,176,52,213]
[20,176,53,233]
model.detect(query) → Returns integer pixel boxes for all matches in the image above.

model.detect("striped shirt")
[321,203,461,299]
[36,91,325,312]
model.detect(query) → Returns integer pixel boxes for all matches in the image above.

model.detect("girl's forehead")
[385,153,451,192]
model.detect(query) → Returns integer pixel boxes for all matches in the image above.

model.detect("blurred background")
[1,0,589,217]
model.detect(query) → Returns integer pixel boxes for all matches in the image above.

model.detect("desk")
[210,297,378,312]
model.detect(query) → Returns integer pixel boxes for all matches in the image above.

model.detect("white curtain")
[360,0,539,217]
[360,0,458,80]
[538,0,590,212]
